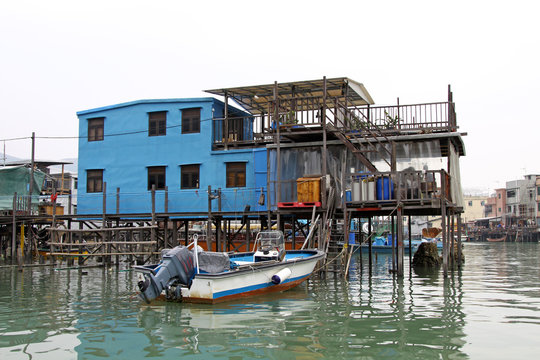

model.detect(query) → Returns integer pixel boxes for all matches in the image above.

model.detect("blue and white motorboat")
[134,231,325,304]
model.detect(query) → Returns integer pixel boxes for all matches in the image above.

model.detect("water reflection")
[1,243,540,359]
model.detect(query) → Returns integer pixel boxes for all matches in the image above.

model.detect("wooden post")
[391,215,396,272]
[51,188,57,265]
[207,185,212,251]
[457,212,462,268]
[68,193,72,215]
[408,215,412,267]
[441,177,448,277]
[78,221,84,265]
[450,211,455,268]
[292,215,296,250]
[151,185,156,260]
[368,217,372,274]
[11,193,17,263]
[164,186,168,213]
[28,132,35,214]
[172,220,178,247]
[216,216,222,252]
[397,206,404,276]
[184,220,189,246]
[321,76,327,210]
[102,182,109,265]
[274,81,281,230]
[224,91,229,150]
[266,147,271,226]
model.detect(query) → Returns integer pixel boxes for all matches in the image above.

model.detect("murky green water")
[1,243,539,359]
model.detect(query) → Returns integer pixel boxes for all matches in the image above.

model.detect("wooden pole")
[207,185,212,250]
[391,215,396,272]
[457,212,462,268]
[275,81,281,230]
[408,215,412,268]
[450,211,455,268]
[11,193,17,263]
[28,132,35,214]
[397,206,404,276]
[164,186,168,213]
[441,176,448,277]
[368,216,372,274]
[184,220,189,246]
[151,184,156,261]
[321,76,327,210]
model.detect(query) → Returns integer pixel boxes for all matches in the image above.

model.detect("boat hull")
[181,250,325,304]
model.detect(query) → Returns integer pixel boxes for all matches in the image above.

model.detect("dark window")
[88,118,104,141]
[182,108,200,134]
[507,189,516,198]
[498,193,501,199]
[226,162,246,188]
[181,164,200,189]
[148,166,166,190]
[149,111,167,136]
[87,170,103,193]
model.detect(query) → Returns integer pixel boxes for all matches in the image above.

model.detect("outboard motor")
[134,246,195,303]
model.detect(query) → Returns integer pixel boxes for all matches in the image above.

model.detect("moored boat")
[487,236,506,242]
[134,230,325,304]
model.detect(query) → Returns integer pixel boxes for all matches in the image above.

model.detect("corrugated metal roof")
[205,77,374,114]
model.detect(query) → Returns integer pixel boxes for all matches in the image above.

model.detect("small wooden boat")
[487,236,506,242]
[134,230,324,304]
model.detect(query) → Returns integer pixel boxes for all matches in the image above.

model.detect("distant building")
[462,195,488,224]
[484,188,506,225]
[505,175,539,227]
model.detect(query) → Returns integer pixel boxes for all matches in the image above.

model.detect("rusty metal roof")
[205,77,374,114]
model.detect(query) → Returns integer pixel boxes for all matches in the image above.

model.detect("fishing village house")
[505,175,540,228]
[74,77,466,275]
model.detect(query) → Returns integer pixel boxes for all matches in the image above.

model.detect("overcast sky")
[1,0,539,194]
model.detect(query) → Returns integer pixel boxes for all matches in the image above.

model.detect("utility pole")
[27,132,35,214]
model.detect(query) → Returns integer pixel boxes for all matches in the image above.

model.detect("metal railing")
[211,97,457,147]
[347,169,451,204]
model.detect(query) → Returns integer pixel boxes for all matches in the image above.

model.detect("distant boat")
[487,236,506,242]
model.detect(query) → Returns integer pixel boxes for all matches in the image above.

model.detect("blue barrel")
[348,233,356,245]
[376,177,394,200]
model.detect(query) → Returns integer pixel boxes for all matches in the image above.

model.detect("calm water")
[1,243,539,359]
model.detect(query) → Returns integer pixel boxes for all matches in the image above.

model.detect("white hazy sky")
[1,0,539,194]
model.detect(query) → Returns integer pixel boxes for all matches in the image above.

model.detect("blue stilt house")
[77,98,267,215]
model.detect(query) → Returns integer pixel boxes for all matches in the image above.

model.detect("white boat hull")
[181,250,324,304]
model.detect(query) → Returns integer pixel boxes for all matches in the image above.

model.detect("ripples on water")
[1,243,539,359]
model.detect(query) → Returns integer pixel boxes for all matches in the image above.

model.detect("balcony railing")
[346,170,452,205]
[212,96,457,147]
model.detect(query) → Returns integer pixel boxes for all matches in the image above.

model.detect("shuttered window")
[148,166,166,190]
[149,111,167,136]
[87,170,103,193]
[182,108,200,134]
[226,162,246,188]
[181,164,199,189]
[88,118,104,141]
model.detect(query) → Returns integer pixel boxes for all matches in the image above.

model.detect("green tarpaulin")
[0,166,46,210]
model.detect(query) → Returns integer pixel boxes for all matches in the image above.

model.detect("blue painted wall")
[77,98,267,215]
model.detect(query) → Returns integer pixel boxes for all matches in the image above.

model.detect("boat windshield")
[257,230,285,251]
